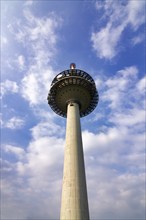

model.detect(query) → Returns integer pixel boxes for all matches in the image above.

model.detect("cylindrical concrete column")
[60,102,90,220]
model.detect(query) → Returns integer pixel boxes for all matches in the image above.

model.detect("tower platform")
[48,67,99,117]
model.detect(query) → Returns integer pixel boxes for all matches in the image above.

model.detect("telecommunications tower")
[47,63,99,220]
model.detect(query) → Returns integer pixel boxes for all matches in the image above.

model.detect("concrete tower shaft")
[60,102,89,220]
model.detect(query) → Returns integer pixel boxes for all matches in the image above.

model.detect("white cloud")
[21,67,54,105]
[15,9,62,54]
[2,116,25,129]
[110,108,145,127]
[117,65,138,78]
[30,120,64,140]
[91,23,124,59]
[95,76,103,88]
[17,55,25,70]
[127,0,145,31]
[1,134,64,219]
[136,75,146,94]
[24,0,33,6]
[10,9,63,105]
[1,54,25,73]
[101,66,138,109]
[91,1,145,59]
[83,66,145,168]
[87,68,145,218]
[24,137,64,176]
[1,36,8,46]
[1,80,19,97]
[3,145,25,160]
[4,8,62,105]
[132,33,145,46]
[87,168,145,219]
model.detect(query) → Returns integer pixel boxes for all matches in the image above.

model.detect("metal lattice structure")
[47,64,99,117]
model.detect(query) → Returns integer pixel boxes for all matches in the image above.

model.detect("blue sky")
[1,1,145,219]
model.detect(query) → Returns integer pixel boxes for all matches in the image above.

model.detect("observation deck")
[47,64,99,117]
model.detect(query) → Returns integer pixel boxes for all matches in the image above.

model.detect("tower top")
[47,64,99,117]
[70,63,76,69]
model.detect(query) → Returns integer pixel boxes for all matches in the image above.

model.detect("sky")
[1,0,145,219]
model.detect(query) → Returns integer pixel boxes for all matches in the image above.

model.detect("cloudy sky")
[1,0,145,219]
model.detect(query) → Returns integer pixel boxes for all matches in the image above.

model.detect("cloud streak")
[2,116,25,129]
[8,7,62,106]
[20,10,62,106]
[1,80,19,97]
[91,0,145,59]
